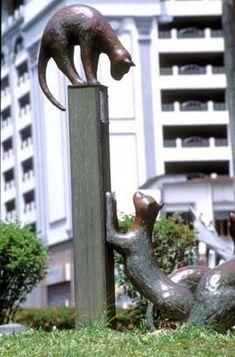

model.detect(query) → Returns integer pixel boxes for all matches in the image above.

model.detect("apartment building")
[1,0,234,306]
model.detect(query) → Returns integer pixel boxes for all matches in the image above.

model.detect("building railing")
[164,136,228,148]
[212,66,225,74]
[2,148,14,160]
[215,138,228,146]
[24,201,36,213]
[162,103,175,111]
[19,104,31,117]
[213,102,226,111]
[163,139,177,148]
[2,5,24,34]
[182,137,209,147]
[180,101,208,111]
[177,27,205,38]
[159,27,223,39]
[160,64,225,76]
[22,169,34,181]
[4,180,15,191]
[162,101,226,112]
[5,210,17,220]
[1,86,10,97]
[1,116,12,128]
[17,72,29,86]
[21,137,33,149]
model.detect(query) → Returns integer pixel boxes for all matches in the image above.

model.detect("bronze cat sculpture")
[106,192,235,331]
[106,192,194,322]
[38,4,135,111]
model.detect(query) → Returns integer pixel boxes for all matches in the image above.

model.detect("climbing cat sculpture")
[106,192,235,332]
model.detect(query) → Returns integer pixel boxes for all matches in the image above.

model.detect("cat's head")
[111,49,135,80]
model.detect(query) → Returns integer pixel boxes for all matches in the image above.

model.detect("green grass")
[0,326,234,357]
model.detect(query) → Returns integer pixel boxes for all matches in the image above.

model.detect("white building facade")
[1,0,234,306]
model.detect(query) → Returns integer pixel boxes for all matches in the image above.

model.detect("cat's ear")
[125,58,135,67]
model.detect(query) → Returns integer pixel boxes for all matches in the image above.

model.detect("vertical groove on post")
[68,85,115,327]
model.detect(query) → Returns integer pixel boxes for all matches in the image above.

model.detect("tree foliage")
[0,221,49,324]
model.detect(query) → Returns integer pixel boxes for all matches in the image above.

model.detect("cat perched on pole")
[38,4,135,111]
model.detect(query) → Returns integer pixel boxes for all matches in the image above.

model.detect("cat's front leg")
[80,44,100,84]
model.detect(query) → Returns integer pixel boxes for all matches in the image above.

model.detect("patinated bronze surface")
[106,192,235,331]
[168,265,211,295]
[38,4,135,111]
[106,192,193,322]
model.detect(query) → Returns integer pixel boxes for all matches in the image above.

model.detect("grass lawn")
[0,325,234,357]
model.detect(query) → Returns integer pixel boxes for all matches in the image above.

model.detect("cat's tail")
[38,46,66,111]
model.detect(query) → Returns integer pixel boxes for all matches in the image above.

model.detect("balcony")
[5,210,17,221]
[22,169,34,182]
[16,104,31,131]
[22,189,36,222]
[160,100,228,126]
[1,104,12,128]
[163,136,230,162]
[160,65,225,76]
[18,138,33,162]
[164,137,228,148]
[159,65,226,89]
[1,87,11,110]
[2,147,14,160]
[16,75,30,99]
[23,201,36,214]
[21,136,33,149]
[158,28,224,53]
[2,5,24,35]
[22,170,35,192]
[162,100,227,112]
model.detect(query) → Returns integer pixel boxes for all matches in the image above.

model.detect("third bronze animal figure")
[38,4,135,111]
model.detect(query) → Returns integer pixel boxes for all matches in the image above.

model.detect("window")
[1,107,11,127]
[1,52,6,66]
[19,93,30,115]
[20,125,32,148]
[17,61,28,84]
[22,157,34,180]
[23,190,35,212]
[3,168,14,189]
[2,137,13,158]
[27,222,37,233]
[5,199,16,219]
[1,76,9,92]
[14,36,24,55]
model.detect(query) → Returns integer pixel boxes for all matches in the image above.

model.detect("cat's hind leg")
[68,47,83,82]
[53,48,83,84]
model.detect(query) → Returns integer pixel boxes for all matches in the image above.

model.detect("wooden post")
[68,84,115,327]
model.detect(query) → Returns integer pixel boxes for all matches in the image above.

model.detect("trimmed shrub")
[0,221,49,324]
[15,307,75,331]
[14,307,140,331]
